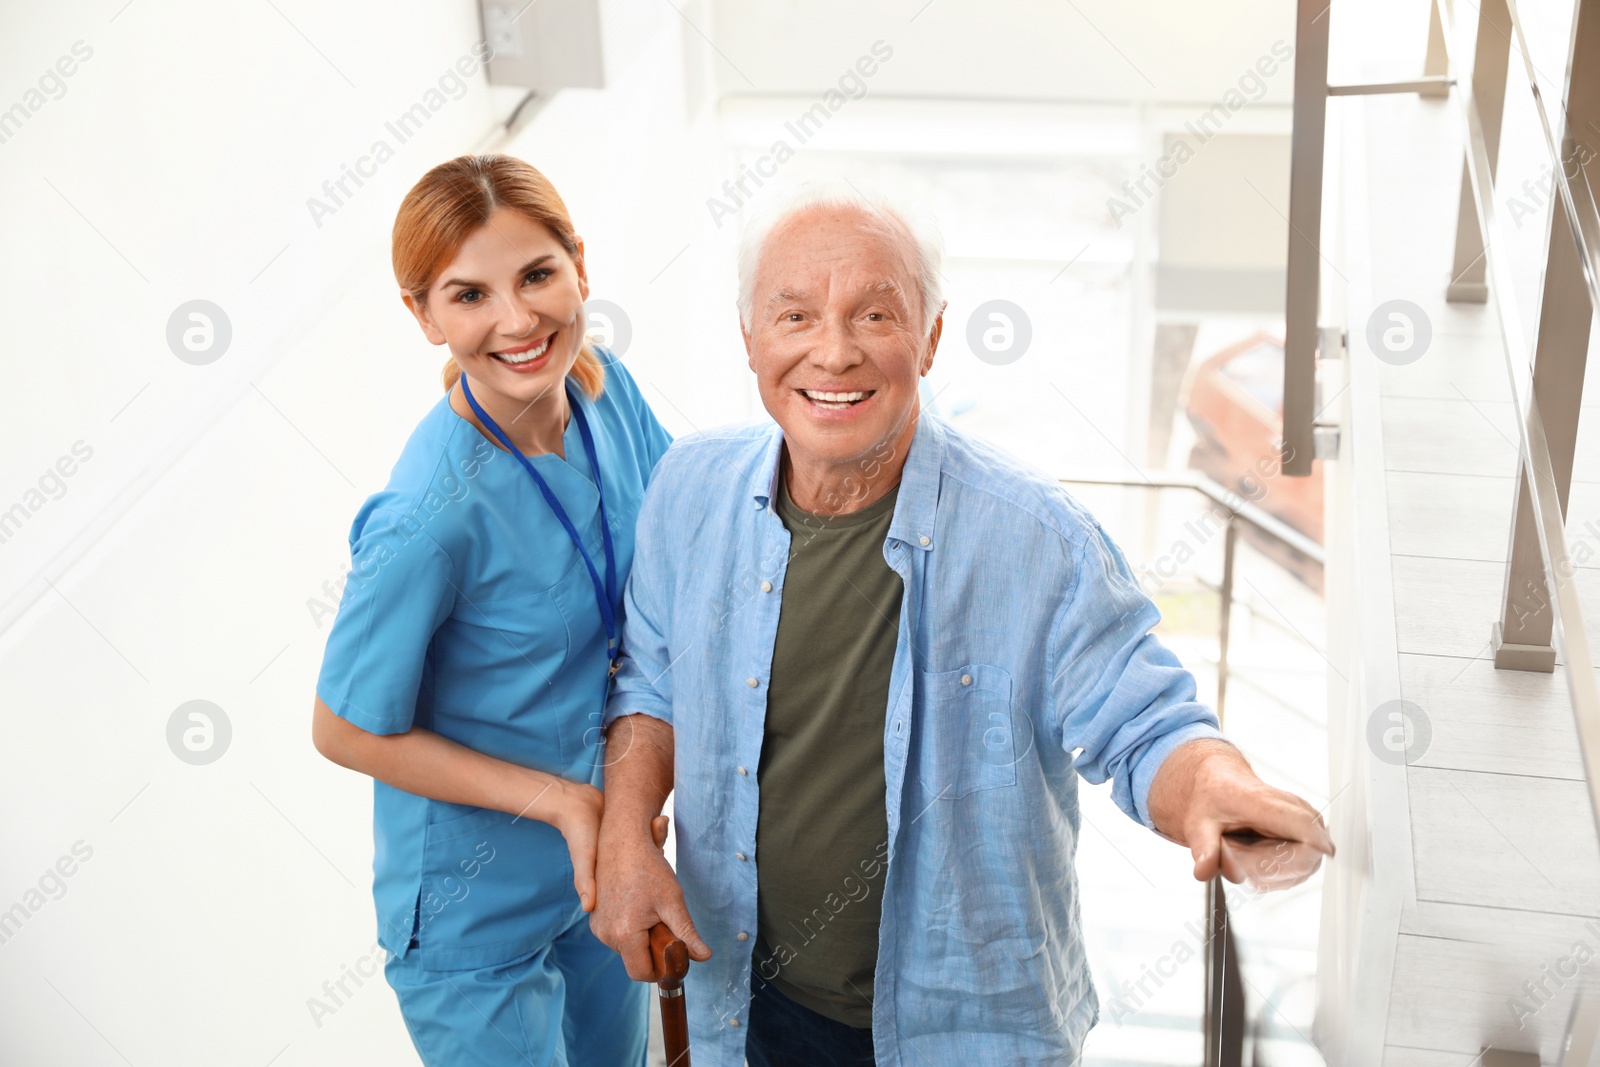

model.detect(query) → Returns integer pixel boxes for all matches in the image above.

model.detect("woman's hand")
[554,779,605,913]
[649,814,670,852]
[558,790,671,917]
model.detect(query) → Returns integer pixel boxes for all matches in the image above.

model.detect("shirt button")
[737,931,750,941]
[961,673,973,686]
[919,534,931,547]
[737,765,748,776]
[730,1018,741,1028]
[736,852,747,861]
[760,581,773,592]
[746,677,759,688]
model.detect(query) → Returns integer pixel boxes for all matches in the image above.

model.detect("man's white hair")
[735,180,945,336]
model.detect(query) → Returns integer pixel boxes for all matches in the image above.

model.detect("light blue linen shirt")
[603,408,1225,1066]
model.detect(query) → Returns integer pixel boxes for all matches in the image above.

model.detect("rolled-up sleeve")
[1049,517,1226,829]
[604,471,677,729]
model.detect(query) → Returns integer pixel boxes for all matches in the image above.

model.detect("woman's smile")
[490,330,556,372]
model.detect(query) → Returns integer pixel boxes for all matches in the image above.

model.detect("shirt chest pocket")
[429,560,583,768]
[914,663,1025,800]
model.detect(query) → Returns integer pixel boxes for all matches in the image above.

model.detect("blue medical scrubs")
[315,348,671,1066]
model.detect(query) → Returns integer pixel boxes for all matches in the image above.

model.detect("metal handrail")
[1061,469,1326,1064]
[1326,77,1453,95]
[1497,0,1600,318]
[1060,469,1323,739]
[1060,470,1326,567]
[1287,2,1600,1058]
[1434,0,1600,849]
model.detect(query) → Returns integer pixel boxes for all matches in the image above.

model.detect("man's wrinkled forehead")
[760,209,915,306]
[762,276,911,313]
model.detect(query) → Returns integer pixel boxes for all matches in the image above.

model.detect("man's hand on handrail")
[1148,737,1335,887]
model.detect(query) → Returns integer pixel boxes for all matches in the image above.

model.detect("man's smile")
[798,387,877,412]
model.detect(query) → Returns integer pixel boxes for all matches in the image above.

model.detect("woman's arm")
[311,696,604,910]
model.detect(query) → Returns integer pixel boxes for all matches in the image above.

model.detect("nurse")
[311,153,673,1066]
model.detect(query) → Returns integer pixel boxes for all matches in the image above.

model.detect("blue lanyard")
[459,375,621,675]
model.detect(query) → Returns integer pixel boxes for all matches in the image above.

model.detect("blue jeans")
[744,972,876,1067]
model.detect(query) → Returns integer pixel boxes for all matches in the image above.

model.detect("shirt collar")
[748,423,787,510]
[747,410,945,552]
[886,411,944,552]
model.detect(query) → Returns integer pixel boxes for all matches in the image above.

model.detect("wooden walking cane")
[649,923,691,1067]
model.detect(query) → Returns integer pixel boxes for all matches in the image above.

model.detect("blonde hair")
[392,153,604,398]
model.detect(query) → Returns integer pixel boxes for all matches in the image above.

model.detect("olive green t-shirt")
[752,474,902,1029]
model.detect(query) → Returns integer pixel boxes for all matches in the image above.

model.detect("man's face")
[742,206,941,479]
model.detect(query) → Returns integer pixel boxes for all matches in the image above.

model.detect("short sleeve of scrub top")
[317,505,456,736]
[596,347,672,469]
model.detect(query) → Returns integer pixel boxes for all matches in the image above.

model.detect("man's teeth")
[494,338,550,364]
[802,389,869,407]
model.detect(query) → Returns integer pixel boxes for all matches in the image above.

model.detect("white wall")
[0,0,502,625]
[707,0,1296,105]
[0,3,724,1063]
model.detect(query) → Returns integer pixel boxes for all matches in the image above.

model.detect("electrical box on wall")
[479,0,606,91]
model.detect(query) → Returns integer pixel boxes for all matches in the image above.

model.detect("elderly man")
[590,185,1332,1066]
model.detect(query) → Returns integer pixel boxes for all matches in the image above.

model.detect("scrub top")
[316,348,672,970]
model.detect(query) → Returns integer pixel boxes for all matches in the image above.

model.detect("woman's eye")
[453,268,549,304]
